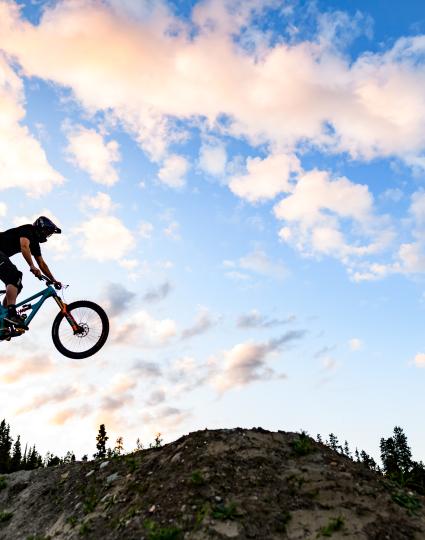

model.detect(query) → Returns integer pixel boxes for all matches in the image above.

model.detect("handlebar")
[38,275,62,290]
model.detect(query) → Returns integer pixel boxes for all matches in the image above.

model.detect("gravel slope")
[0,428,424,539]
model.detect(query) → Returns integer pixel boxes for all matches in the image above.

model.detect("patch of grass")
[211,502,240,520]
[114,507,140,530]
[275,510,292,533]
[0,511,13,523]
[66,515,78,528]
[79,521,92,536]
[83,486,98,514]
[0,476,7,490]
[392,492,422,515]
[291,431,314,457]
[190,470,205,486]
[194,502,210,527]
[317,517,344,537]
[26,536,51,540]
[125,456,138,472]
[144,519,182,540]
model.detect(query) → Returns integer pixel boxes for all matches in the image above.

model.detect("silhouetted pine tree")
[0,420,12,473]
[21,443,28,470]
[26,445,42,470]
[94,424,109,459]
[359,450,378,471]
[380,426,412,481]
[409,460,425,495]
[327,433,343,453]
[343,440,351,458]
[45,452,61,467]
[114,437,124,456]
[63,451,76,463]
[10,435,22,472]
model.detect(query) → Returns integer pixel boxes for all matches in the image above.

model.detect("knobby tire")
[51,300,109,359]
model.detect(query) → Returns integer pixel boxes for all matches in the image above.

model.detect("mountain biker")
[0,216,62,327]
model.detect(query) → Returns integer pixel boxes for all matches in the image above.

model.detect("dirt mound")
[0,427,424,539]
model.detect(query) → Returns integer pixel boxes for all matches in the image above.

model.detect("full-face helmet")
[33,216,62,243]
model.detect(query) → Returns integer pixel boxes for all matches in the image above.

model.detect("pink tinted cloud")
[0,354,55,383]
[0,1,425,163]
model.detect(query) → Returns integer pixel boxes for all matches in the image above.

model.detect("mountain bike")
[0,276,109,359]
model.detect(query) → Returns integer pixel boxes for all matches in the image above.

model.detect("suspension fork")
[53,296,81,333]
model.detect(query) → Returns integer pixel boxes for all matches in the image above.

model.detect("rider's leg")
[5,284,18,308]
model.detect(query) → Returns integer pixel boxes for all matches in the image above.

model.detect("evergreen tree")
[21,443,28,470]
[94,424,109,459]
[360,450,378,472]
[10,435,22,472]
[0,420,13,473]
[63,451,76,463]
[114,437,124,456]
[380,426,412,481]
[26,446,37,470]
[343,440,351,458]
[135,438,144,451]
[409,460,425,495]
[327,433,342,453]
[316,434,323,444]
[45,452,61,467]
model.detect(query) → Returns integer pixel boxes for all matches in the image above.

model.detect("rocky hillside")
[0,428,424,539]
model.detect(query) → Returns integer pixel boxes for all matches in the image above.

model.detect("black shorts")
[0,251,22,292]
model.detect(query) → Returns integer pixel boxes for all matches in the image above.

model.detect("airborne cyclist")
[0,216,62,327]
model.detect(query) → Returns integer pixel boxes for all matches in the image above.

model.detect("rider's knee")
[15,271,23,294]
[5,268,23,294]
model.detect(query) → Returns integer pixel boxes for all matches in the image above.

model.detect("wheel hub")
[75,323,89,338]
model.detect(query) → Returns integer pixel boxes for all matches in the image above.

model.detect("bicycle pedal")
[13,327,26,335]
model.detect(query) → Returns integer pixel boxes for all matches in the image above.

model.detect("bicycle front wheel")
[52,300,109,359]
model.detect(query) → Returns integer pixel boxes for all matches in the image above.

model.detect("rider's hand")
[30,266,42,278]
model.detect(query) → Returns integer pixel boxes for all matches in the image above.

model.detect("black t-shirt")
[0,225,42,258]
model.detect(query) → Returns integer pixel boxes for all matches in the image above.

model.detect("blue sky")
[0,0,425,461]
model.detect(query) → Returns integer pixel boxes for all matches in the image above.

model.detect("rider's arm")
[20,238,39,274]
[34,255,57,282]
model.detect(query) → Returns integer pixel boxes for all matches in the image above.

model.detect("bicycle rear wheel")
[51,300,109,359]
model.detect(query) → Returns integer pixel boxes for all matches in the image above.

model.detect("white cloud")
[211,341,278,392]
[181,307,218,339]
[66,126,120,185]
[413,353,425,368]
[82,192,116,214]
[0,54,63,196]
[139,221,154,239]
[158,154,189,188]
[164,221,181,240]
[119,258,139,270]
[76,215,135,261]
[274,169,393,265]
[3,1,425,167]
[2,1,425,278]
[240,248,287,279]
[349,338,363,351]
[210,331,305,392]
[199,140,227,176]
[109,373,137,394]
[410,190,425,227]
[229,153,300,203]
[113,309,177,347]
[0,203,7,217]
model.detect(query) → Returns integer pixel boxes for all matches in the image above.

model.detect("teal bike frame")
[0,280,79,335]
